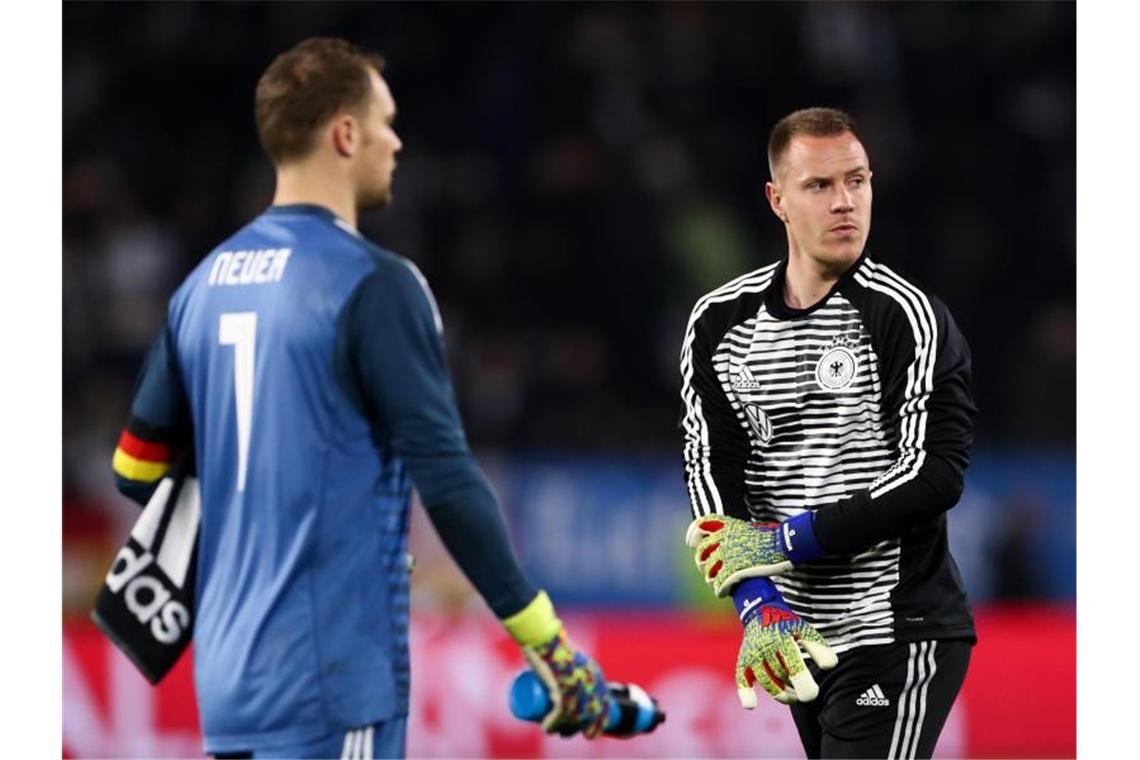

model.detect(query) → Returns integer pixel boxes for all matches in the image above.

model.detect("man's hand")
[503,591,611,737]
[521,628,610,737]
[732,577,837,708]
[686,512,825,596]
[687,516,792,596]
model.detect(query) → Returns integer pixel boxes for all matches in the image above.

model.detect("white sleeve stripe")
[875,263,939,456]
[679,264,779,517]
[680,267,777,518]
[855,262,938,498]
[858,264,935,409]
[875,263,938,395]
[400,259,444,334]
[680,268,778,518]
[869,448,916,492]
[697,396,723,516]
[865,264,935,413]
[872,450,926,499]
[864,265,935,496]
[679,338,712,517]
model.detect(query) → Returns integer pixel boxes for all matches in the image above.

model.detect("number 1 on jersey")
[219,312,257,492]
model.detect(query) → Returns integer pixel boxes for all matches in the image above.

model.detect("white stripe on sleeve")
[679,264,778,516]
[853,263,938,499]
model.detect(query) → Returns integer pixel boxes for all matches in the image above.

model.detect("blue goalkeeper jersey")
[113,203,539,752]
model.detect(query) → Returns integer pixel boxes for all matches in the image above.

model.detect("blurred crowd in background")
[63,2,1074,615]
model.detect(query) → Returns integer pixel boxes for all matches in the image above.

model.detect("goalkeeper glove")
[686,512,824,596]
[502,591,611,738]
[731,577,837,707]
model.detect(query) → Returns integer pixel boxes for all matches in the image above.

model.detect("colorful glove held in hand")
[502,591,611,737]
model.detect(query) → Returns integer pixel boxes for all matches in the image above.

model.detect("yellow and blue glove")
[731,577,838,707]
[686,512,825,596]
[502,591,611,738]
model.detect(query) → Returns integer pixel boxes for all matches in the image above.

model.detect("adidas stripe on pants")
[789,639,971,759]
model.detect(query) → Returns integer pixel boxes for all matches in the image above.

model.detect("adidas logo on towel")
[856,684,890,707]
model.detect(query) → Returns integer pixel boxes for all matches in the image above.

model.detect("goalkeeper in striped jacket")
[113,38,609,759]
[680,108,977,760]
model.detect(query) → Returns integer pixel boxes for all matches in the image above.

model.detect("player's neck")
[783,248,844,310]
[271,165,358,230]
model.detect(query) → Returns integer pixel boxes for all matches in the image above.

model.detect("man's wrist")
[731,577,782,625]
[502,590,563,647]
[781,511,824,565]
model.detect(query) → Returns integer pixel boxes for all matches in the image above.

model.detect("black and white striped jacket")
[680,252,977,652]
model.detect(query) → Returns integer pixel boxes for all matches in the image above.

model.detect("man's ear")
[765,181,788,224]
[330,114,357,157]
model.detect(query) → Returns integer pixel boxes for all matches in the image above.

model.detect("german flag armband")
[112,417,183,488]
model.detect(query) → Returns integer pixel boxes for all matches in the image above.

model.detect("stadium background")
[62,2,1074,757]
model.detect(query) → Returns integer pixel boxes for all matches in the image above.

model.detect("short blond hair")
[767,107,861,180]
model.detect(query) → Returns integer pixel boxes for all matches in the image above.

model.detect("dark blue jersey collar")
[264,203,339,221]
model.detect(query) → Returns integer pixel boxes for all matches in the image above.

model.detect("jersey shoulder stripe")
[684,261,781,334]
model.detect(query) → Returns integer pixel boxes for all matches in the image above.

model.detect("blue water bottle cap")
[509,671,552,722]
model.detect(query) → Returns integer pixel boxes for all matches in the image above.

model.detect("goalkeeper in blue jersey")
[111,38,609,758]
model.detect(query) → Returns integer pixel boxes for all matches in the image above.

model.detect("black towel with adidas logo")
[92,459,199,684]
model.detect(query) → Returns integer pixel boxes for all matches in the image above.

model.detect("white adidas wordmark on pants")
[856,683,890,707]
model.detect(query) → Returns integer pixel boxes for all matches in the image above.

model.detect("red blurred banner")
[62,606,1074,758]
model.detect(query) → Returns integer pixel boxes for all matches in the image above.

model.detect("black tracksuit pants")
[790,639,972,759]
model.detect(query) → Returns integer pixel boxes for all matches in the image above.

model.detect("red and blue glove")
[731,577,838,707]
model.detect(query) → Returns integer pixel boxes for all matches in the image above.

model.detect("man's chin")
[357,186,393,212]
[813,241,864,274]
[831,236,865,257]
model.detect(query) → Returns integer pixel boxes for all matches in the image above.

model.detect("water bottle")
[509,670,666,736]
